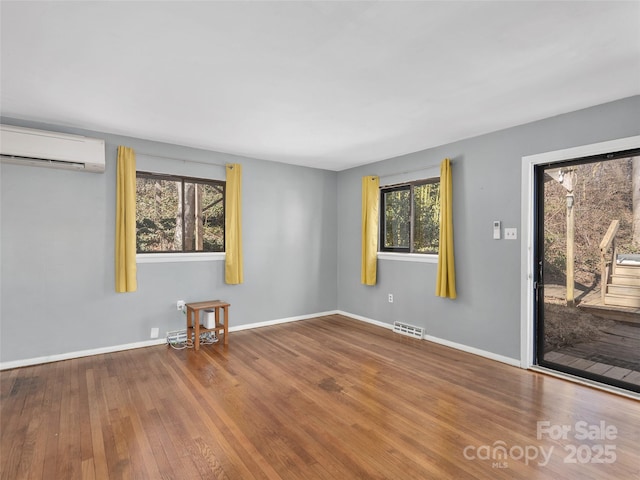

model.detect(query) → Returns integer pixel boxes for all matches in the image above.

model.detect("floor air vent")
[393,321,424,339]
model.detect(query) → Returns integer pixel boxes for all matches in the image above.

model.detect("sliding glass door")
[535,149,640,393]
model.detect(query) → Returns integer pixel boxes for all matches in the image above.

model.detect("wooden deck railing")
[599,219,620,302]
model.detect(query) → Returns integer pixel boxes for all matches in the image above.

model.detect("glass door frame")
[533,152,640,393]
[520,136,640,388]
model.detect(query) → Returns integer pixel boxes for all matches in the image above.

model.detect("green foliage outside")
[384,189,410,248]
[413,182,440,253]
[383,181,440,253]
[136,177,224,253]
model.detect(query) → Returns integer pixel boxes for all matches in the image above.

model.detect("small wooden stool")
[185,300,230,350]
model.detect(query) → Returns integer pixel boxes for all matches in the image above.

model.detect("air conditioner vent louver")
[0,155,86,170]
[393,321,424,339]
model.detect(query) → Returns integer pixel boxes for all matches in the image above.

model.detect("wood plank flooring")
[1,314,639,479]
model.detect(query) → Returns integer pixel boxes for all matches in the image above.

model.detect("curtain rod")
[379,163,440,179]
[135,151,227,168]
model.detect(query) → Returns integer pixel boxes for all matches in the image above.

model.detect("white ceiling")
[1,1,639,171]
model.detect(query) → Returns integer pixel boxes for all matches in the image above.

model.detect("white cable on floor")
[168,331,219,350]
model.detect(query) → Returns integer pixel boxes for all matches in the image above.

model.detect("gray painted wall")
[2,96,639,365]
[0,119,338,363]
[337,96,640,360]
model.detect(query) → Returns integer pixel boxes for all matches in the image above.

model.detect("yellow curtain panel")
[115,146,137,293]
[225,163,244,284]
[361,175,379,285]
[436,158,457,299]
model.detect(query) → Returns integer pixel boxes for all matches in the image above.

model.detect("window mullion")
[181,178,186,253]
[409,185,415,253]
[379,189,385,252]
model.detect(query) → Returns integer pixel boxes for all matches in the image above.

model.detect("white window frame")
[377,165,441,264]
[135,170,225,260]
[136,252,225,263]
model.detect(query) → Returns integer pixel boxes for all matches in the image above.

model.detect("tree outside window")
[136,172,224,253]
[380,179,440,254]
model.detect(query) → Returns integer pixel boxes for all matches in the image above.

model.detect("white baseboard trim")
[1,310,521,370]
[0,310,340,370]
[422,333,521,367]
[335,310,394,331]
[337,310,521,368]
[0,338,167,371]
[229,310,339,332]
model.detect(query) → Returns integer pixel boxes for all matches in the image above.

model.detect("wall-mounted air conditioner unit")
[0,124,105,173]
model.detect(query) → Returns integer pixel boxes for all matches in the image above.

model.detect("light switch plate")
[505,228,518,240]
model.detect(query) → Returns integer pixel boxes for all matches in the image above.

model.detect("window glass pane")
[136,177,181,252]
[413,182,440,253]
[384,189,410,248]
[184,182,224,252]
[136,175,224,253]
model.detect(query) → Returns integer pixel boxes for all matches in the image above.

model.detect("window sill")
[377,252,438,264]
[136,252,225,264]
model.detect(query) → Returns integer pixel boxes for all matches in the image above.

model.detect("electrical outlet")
[150,327,159,339]
[177,300,185,311]
[505,228,518,240]
[388,294,394,303]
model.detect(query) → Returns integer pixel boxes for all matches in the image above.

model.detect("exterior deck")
[578,288,640,324]
[546,322,640,388]
[545,283,640,389]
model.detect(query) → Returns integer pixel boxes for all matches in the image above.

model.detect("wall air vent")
[0,124,105,173]
[393,321,424,339]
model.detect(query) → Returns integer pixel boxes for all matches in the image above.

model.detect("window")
[136,172,224,253]
[380,179,440,254]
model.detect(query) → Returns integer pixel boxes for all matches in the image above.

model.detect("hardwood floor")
[1,314,639,479]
